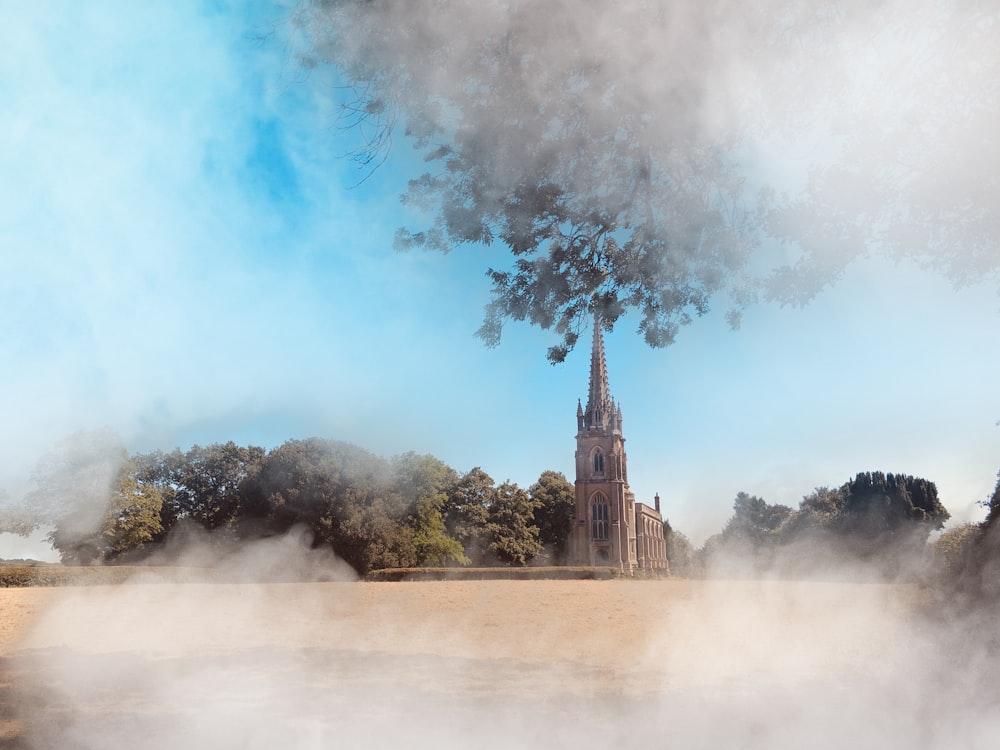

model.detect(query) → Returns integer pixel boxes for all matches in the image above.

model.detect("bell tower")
[570,317,638,570]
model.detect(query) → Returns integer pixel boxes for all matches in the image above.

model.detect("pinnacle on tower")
[583,315,617,433]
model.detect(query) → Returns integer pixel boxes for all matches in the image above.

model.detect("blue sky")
[2,1,998,559]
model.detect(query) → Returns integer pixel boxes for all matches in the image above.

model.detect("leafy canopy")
[300,1,1000,360]
[300,0,757,362]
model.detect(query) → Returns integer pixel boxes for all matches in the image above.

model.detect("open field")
[1,578,998,749]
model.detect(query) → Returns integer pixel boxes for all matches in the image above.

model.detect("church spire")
[588,315,610,413]
[582,315,618,433]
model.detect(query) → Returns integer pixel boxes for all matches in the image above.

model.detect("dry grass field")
[0,578,997,749]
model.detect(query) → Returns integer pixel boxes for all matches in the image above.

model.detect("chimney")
[654,493,660,513]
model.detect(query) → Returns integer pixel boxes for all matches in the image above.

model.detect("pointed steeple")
[582,315,618,433]
[588,315,610,412]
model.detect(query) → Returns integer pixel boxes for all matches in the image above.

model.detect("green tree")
[529,470,575,564]
[16,429,127,563]
[0,488,35,537]
[702,492,793,575]
[130,449,180,540]
[32,454,165,565]
[832,472,949,571]
[165,442,265,533]
[391,452,458,507]
[723,492,793,546]
[663,520,696,578]
[241,438,417,574]
[981,471,1000,528]
[778,485,847,541]
[411,495,469,566]
[336,497,419,573]
[942,472,1000,600]
[391,452,466,566]
[442,467,494,564]
[728,472,952,580]
[485,481,541,566]
[99,459,164,561]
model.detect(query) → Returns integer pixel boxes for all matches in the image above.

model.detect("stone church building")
[570,318,669,574]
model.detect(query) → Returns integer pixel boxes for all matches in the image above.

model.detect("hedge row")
[2,564,654,586]
[0,566,244,587]
[0,565,143,587]
[364,566,627,581]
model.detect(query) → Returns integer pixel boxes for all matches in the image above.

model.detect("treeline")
[1,431,574,574]
[6,429,1000,591]
[663,472,953,581]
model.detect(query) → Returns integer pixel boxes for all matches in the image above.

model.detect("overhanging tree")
[297,1,999,360]
[299,0,758,362]
[752,0,1000,304]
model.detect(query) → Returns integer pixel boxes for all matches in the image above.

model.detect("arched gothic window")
[591,494,609,541]
[593,450,604,476]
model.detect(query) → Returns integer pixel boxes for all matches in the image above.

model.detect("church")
[570,317,669,574]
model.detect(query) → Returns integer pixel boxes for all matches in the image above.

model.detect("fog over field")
[1,537,999,749]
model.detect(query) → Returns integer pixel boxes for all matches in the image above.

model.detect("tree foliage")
[485,481,541,566]
[298,1,998,359]
[0,488,35,538]
[753,0,1000,303]
[982,471,1000,529]
[411,494,468,567]
[239,438,416,572]
[950,472,1000,600]
[98,459,164,561]
[701,492,793,575]
[165,443,265,532]
[441,466,495,564]
[836,471,948,547]
[7,429,590,572]
[19,429,126,538]
[31,452,164,565]
[704,472,950,579]
[723,492,793,547]
[529,470,575,564]
[392,452,467,566]
[926,523,981,588]
[299,0,757,362]
[9,429,131,563]
[663,520,696,578]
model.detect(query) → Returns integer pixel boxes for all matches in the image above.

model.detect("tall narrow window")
[591,494,609,541]
[593,450,604,476]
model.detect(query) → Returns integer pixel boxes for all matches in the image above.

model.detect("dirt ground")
[0,579,996,749]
